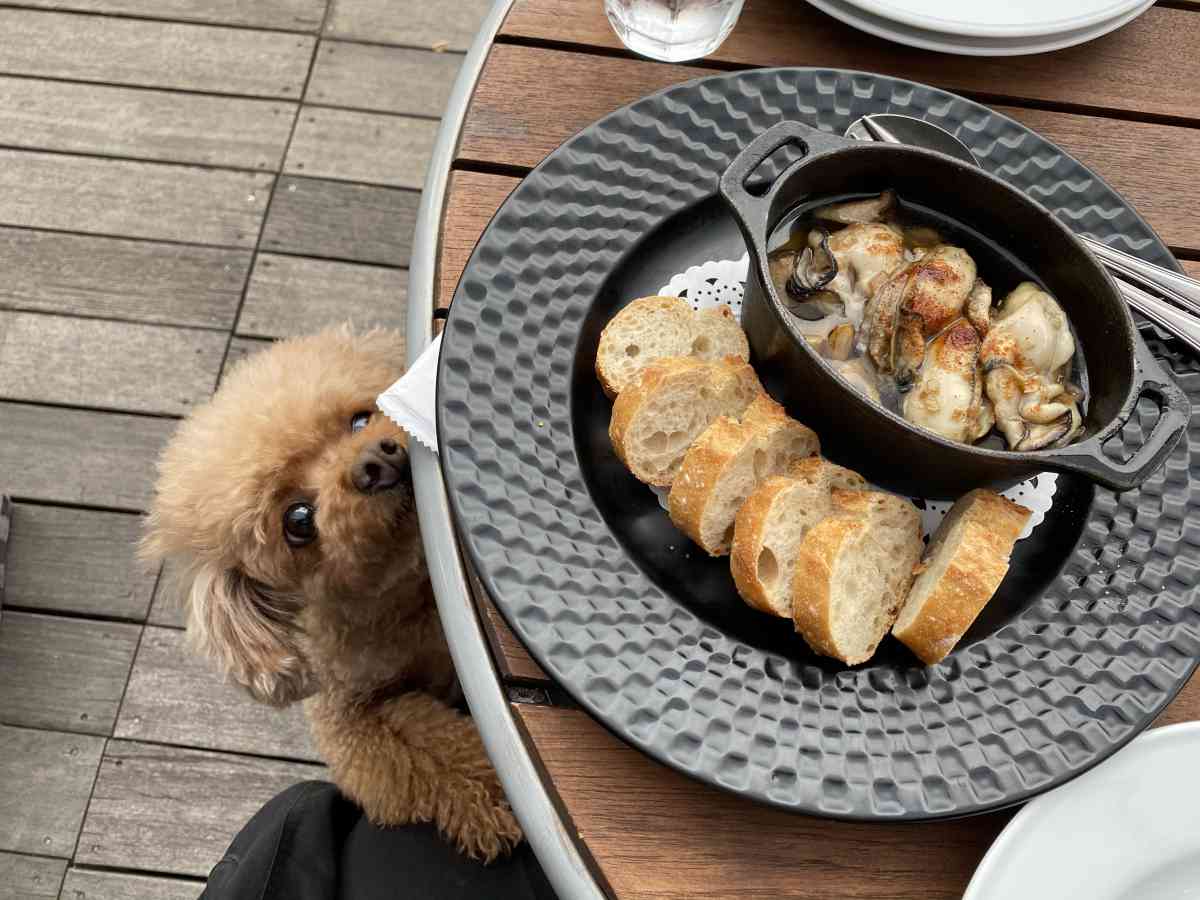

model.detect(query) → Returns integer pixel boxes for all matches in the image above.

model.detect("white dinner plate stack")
[806,0,1155,55]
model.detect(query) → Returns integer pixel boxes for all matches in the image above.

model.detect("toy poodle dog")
[142,326,522,862]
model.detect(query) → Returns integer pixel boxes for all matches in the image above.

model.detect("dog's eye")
[283,502,318,547]
[350,411,372,433]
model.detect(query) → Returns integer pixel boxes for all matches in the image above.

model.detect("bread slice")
[596,296,749,397]
[609,356,763,487]
[730,458,867,617]
[791,490,923,664]
[830,489,924,622]
[667,397,819,556]
[892,489,1030,665]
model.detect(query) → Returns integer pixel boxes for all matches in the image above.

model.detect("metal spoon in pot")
[843,114,1200,356]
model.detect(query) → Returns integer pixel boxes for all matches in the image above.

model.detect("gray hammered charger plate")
[436,68,1200,820]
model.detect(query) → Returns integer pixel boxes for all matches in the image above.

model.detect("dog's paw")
[445,793,523,863]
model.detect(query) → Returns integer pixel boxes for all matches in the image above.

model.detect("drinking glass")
[604,0,747,62]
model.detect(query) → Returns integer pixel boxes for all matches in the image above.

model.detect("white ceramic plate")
[806,0,1153,56]
[839,0,1145,38]
[965,722,1200,900]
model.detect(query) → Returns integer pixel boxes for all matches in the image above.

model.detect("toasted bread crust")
[609,357,761,487]
[668,395,816,556]
[596,296,690,398]
[791,515,864,661]
[893,490,1030,665]
[729,475,797,615]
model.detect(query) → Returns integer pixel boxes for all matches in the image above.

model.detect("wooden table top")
[434,2,1200,897]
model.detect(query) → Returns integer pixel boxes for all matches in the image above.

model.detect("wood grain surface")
[308,43,462,117]
[0,9,315,97]
[116,626,320,761]
[12,0,326,30]
[458,44,1200,252]
[437,171,520,308]
[0,227,249,329]
[324,0,490,50]
[76,740,323,877]
[0,402,174,510]
[0,149,272,247]
[239,253,407,340]
[285,108,438,188]
[145,558,189,630]
[0,312,226,415]
[262,177,418,266]
[0,611,141,735]
[60,868,204,900]
[0,852,66,898]
[501,0,1200,122]
[0,725,105,858]
[4,503,157,620]
[0,76,295,170]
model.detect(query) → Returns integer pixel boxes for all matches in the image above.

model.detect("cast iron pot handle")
[1046,336,1191,491]
[719,120,848,240]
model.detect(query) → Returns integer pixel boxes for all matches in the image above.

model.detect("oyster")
[979,282,1083,450]
[865,244,976,383]
[815,189,896,225]
[902,318,992,443]
[824,223,906,328]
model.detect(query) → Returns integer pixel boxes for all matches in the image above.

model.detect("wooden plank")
[0,725,105,857]
[0,852,66,899]
[438,171,520,308]
[4,503,156,621]
[0,611,141,735]
[220,336,273,381]
[0,77,294,170]
[324,0,490,51]
[500,0,1200,123]
[0,9,315,98]
[0,150,272,247]
[0,228,248,329]
[0,403,174,510]
[238,253,406,341]
[76,740,324,877]
[284,109,437,189]
[13,0,325,31]
[116,626,320,761]
[0,312,223,416]
[308,43,461,117]
[514,674,1200,900]
[60,869,202,900]
[1186,260,1200,279]
[458,44,1200,254]
[261,177,417,266]
[478,596,547,683]
[146,558,188,629]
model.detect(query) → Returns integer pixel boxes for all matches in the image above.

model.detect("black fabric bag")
[202,781,557,900]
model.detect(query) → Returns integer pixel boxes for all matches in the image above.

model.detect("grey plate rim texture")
[436,67,1200,821]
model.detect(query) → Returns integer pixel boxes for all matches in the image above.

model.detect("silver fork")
[846,114,1200,357]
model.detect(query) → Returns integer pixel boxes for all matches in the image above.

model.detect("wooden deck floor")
[0,2,487,895]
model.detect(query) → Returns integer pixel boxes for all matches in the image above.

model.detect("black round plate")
[437,68,1200,820]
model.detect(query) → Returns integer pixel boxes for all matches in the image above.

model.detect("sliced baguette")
[667,396,819,556]
[791,490,923,664]
[596,296,749,397]
[830,489,924,622]
[609,356,763,487]
[730,458,867,617]
[893,489,1030,665]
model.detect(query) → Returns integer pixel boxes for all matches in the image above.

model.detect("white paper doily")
[656,258,1055,542]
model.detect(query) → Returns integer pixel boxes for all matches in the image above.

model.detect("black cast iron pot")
[719,120,1191,498]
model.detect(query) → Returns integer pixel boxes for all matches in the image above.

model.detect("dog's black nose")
[352,439,407,494]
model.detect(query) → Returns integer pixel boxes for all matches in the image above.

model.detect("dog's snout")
[351,438,408,494]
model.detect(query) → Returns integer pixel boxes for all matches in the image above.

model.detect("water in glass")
[604,0,747,62]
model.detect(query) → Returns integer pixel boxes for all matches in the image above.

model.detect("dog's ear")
[184,562,316,707]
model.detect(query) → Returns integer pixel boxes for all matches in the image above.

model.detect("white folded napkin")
[376,332,442,453]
